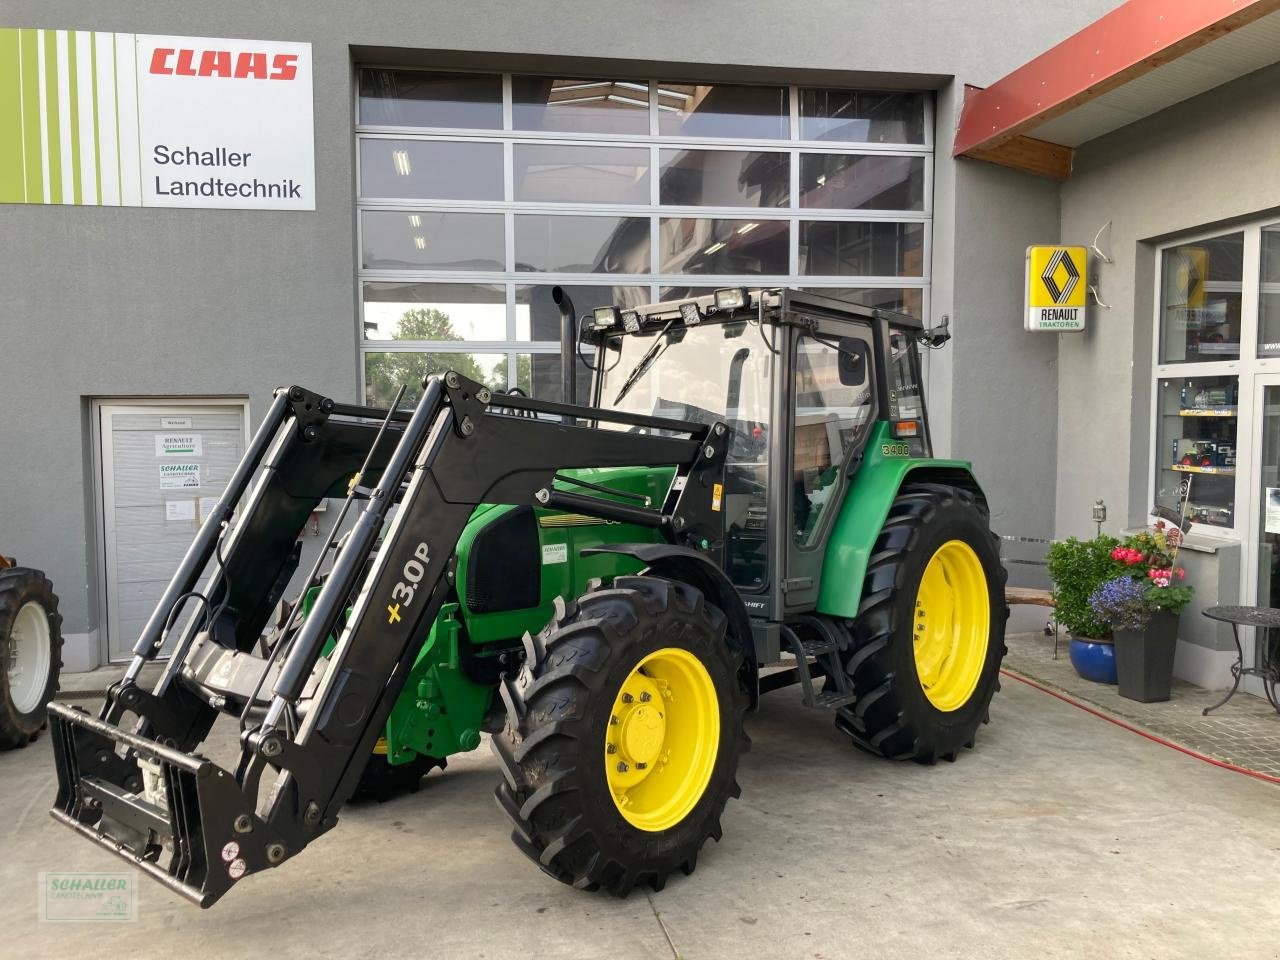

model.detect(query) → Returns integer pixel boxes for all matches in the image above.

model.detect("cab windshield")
[597,318,772,590]
[599,319,770,439]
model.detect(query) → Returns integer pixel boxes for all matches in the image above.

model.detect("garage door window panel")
[513,144,650,205]
[799,221,924,277]
[660,218,789,275]
[361,211,505,271]
[659,149,789,208]
[513,77,650,135]
[365,351,508,408]
[359,139,503,201]
[799,154,924,211]
[514,215,650,274]
[798,88,925,144]
[657,83,789,140]
[359,69,502,129]
[362,282,507,342]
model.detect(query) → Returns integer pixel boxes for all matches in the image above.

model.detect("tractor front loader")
[48,288,1007,906]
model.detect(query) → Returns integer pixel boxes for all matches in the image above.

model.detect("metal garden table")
[1200,605,1280,715]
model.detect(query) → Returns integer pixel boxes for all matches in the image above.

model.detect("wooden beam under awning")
[962,131,1073,182]
[953,0,1280,179]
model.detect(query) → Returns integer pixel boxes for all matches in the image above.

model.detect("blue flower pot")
[1068,637,1118,684]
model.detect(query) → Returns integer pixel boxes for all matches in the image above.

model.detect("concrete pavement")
[3,678,1278,959]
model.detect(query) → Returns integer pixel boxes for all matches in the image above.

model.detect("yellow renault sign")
[1025,245,1087,331]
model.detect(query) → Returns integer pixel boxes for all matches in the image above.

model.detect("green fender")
[816,422,987,619]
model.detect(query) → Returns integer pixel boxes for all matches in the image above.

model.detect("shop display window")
[1154,374,1238,529]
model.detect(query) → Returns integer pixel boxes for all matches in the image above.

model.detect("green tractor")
[48,288,1007,906]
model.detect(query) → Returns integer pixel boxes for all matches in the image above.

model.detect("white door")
[97,401,248,662]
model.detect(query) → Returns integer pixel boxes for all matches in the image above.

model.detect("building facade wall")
[0,0,1120,668]
[1058,62,1280,683]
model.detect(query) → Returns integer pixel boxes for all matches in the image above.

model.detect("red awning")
[954,0,1280,179]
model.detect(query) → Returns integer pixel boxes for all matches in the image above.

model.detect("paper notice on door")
[197,497,220,522]
[165,499,196,521]
[159,463,201,489]
[155,433,202,457]
[160,416,193,429]
[1266,488,1280,534]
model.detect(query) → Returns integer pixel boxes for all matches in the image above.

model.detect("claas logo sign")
[1024,245,1088,332]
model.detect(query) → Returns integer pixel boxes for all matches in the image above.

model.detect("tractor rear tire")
[835,483,1007,764]
[493,575,747,896]
[0,567,63,750]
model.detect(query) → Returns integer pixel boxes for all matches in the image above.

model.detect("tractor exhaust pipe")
[553,286,577,405]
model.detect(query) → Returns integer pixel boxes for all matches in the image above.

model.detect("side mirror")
[837,339,869,386]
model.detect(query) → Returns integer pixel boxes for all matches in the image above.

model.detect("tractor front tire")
[493,575,747,895]
[835,483,1007,764]
[0,567,63,750]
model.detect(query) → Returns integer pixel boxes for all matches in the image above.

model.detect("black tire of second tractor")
[351,751,446,802]
[835,483,1008,764]
[0,567,63,750]
[493,575,748,896]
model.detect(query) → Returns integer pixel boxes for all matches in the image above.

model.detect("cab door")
[781,316,878,612]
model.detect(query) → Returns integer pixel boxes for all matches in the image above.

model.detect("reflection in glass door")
[1252,381,1280,690]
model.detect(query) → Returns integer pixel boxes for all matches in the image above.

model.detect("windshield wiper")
[612,319,677,406]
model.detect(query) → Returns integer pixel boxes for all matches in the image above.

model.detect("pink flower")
[1175,568,1186,580]
[1148,568,1172,588]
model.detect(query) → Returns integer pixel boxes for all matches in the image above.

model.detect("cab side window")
[889,330,929,457]
[792,333,875,544]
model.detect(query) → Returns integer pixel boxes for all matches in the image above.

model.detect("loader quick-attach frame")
[48,372,738,907]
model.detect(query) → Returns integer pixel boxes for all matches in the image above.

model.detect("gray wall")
[0,0,1121,666]
[950,160,1062,546]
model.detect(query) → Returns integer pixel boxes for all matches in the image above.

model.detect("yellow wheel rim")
[913,540,990,712]
[605,647,719,832]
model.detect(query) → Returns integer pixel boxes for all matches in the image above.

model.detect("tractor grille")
[466,507,541,614]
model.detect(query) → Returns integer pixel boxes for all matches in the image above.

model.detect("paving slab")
[1005,630,1280,778]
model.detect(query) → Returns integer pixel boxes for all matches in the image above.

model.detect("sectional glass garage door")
[355,69,932,405]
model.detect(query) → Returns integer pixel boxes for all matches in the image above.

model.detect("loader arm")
[48,372,729,907]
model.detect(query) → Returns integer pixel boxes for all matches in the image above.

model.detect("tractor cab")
[582,288,939,624]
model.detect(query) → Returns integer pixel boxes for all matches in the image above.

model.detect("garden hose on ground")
[1000,669,1280,787]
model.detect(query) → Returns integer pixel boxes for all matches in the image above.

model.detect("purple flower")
[1088,576,1151,631]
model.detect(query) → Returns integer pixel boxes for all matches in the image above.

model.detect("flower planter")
[1113,609,1179,703]
[1068,635,1117,684]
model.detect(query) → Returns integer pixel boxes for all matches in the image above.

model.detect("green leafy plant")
[1046,535,1121,639]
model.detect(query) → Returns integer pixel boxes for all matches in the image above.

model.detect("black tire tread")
[835,483,1008,764]
[350,751,447,802]
[0,567,63,751]
[492,575,747,896]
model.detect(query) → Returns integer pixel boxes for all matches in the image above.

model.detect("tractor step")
[781,620,855,710]
[812,689,858,709]
[796,636,841,658]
